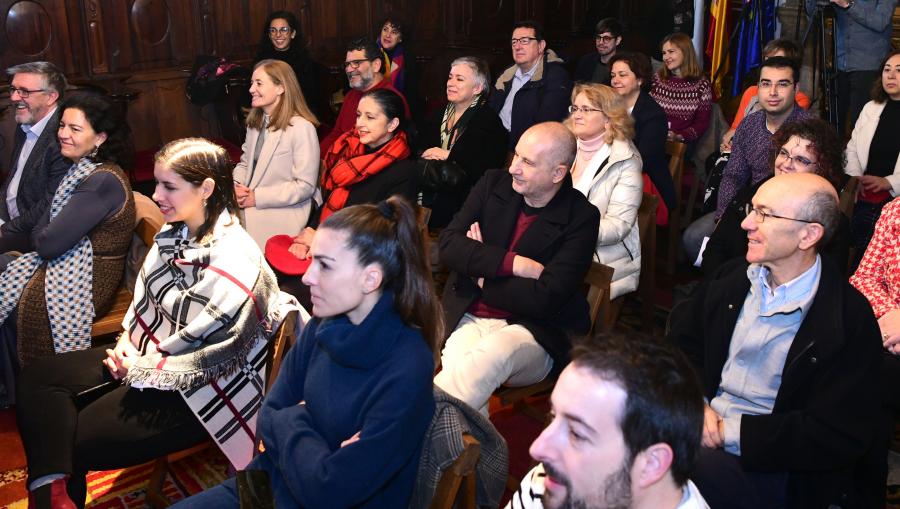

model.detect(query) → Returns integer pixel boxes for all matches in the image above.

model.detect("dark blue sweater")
[251,291,435,508]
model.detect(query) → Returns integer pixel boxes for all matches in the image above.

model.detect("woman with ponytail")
[176,195,441,508]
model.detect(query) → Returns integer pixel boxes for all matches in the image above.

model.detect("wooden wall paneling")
[82,0,108,73]
[0,0,85,75]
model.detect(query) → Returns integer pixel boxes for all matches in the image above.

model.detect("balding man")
[668,173,884,508]
[436,122,600,415]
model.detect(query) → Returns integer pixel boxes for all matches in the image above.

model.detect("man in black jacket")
[667,173,884,508]
[574,18,624,86]
[434,122,599,416]
[1,61,70,253]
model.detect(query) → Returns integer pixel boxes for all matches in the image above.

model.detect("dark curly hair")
[258,11,304,53]
[608,51,653,92]
[770,118,844,189]
[60,92,134,169]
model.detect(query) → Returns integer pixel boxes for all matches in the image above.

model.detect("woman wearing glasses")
[844,49,900,270]
[701,118,850,276]
[233,59,319,250]
[565,82,643,299]
[649,33,712,144]
[253,11,321,115]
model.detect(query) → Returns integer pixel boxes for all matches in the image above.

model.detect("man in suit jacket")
[667,173,885,508]
[435,122,600,415]
[1,61,70,251]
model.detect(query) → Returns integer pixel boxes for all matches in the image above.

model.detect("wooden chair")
[428,433,481,509]
[145,311,299,509]
[91,214,164,337]
[492,261,615,422]
[839,176,859,219]
[665,140,687,275]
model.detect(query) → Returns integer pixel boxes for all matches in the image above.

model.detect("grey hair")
[797,190,840,247]
[6,61,67,99]
[449,56,490,95]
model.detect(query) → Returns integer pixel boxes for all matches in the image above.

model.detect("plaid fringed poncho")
[122,211,283,468]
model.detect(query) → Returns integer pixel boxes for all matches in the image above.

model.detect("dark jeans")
[692,447,788,509]
[836,70,880,138]
[15,347,208,508]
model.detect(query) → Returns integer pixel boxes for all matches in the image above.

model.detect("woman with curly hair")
[700,117,851,276]
[253,10,322,115]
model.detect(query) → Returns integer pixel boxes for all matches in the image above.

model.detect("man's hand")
[830,0,850,7]
[466,222,483,243]
[702,404,725,449]
[879,309,900,354]
[513,255,544,280]
[341,431,361,448]
[720,128,735,153]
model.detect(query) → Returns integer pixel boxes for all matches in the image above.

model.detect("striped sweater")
[650,74,713,143]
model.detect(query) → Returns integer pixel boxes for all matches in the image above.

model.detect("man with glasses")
[0,61,69,252]
[683,56,811,265]
[319,38,409,153]
[489,20,572,150]
[668,172,884,508]
[574,18,624,85]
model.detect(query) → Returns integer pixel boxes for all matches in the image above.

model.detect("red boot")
[31,477,76,509]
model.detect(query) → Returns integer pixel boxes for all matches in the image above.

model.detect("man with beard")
[669,173,884,508]
[506,334,708,509]
[683,56,811,265]
[574,18,624,85]
[0,61,69,253]
[319,38,410,153]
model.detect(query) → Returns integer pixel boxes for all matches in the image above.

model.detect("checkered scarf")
[0,158,99,354]
[122,211,289,468]
[320,129,410,222]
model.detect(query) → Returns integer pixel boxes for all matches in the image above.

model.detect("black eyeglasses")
[568,105,603,114]
[9,86,47,98]
[343,59,370,70]
[594,35,616,43]
[510,37,538,46]
[743,204,817,224]
[268,27,291,35]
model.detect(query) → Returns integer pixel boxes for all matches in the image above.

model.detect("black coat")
[668,257,883,508]
[438,170,600,370]
[631,90,676,211]
[573,52,610,85]
[418,103,508,228]
[308,158,417,228]
[0,108,70,248]
[701,175,853,277]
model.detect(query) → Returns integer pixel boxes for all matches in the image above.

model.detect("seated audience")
[649,33,711,145]
[253,11,322,116]
[0,92,135,406]
[15,138,281,507]
[489,20,573,150]
[419,56,508,228]
[0,61,70,252]
[574,18,624,85]
[684,56,811,264]
[844,49,900,268]
[173,197,440,508]
[434,122,600,415]
[319,38,410,154]
[282,89,417,263]
[669,173,883,508]
[566,83,643,299]
[506,333,708,509]
[234,59,319,250]
[720,38,811,153]
[609,51,676,218]
[702,118,851,275]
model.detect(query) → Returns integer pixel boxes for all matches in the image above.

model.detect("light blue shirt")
[498,61,540,131]
[8,106,57,219]
[711,255,822,455]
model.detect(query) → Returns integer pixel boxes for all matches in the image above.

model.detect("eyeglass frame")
[757,79,795,91]
[743,204,818,225]
[510,36,538,47]
[594,34,617,43]
[267,27,292,35]
[9,86,48,99]
[568,105,604,115]
[775,147,818,170]
[343,59,371,70]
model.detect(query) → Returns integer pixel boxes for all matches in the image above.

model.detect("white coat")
[234,115,320,249]
[845,100,900,196]
[572,137,644,299]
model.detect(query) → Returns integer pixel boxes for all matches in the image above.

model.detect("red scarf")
[320,130,410,222]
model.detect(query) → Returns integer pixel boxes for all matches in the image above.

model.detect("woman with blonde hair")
[650,33,712,144]
[234,59,320,249]
[566,82,643,298]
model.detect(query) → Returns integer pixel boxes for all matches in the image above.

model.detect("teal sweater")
[252,291,435,508]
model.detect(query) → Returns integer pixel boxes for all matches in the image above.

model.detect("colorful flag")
[706,0,731,97]
[732,0,776,97]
